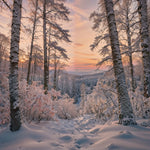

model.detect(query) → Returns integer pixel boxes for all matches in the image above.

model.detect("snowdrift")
[0,116,150,150]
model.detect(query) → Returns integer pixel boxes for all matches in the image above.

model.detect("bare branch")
[2,0,12,11]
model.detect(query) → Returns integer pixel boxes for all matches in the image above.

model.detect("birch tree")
[117,0,140,92]
[53,48,57,90]
[31,45,43,80]
[45,0,70,90]
[39,0,70,93]
[42,0,49,94]
[90,0,140,93]
[50,41,69,90]
[137,0,150,98]
[9,0,22,131]
[92,0,136,125]
[105,0,136,125]
[27,0,39,84]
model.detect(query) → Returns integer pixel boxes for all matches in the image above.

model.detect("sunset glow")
[0,0,141,73]
[0,0,102,72]
[0,0,108,74]
[65,0,100,72]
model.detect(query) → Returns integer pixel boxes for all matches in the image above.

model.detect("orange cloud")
[71,63,96,71]
[74,51,95,56]
[74,43,84,47]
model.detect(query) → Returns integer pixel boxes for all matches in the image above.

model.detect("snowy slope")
[0,116,150,150]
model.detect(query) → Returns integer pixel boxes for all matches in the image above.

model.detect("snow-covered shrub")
[0,91,9,125]
[0,72,9,125]
[54,94,79,119]
[84,78,150,123]
[19,80,55,122]
[49,88,62,100]
[84,79,118,122]
[129,88,150,118]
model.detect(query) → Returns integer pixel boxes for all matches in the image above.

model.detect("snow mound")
[115,130,135,139]
[89,122,150,150]
[107,143,119,150]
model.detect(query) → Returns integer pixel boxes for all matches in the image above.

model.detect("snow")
[0,115,150,150]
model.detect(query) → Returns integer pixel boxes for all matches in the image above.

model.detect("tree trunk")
[48,26,51,67]
[33,50,37,79]
[43,0,49,94]
[126,8,137,92]
[53,50,57,90]
[9,0,22,131]
[27,0,38,84]
[104,0,136,125]
[129,53,136,92]
[0,43,4,72]
[138,0,150,98]
[48,26,51,81]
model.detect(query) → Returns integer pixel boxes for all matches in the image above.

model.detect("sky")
[0,0,101,73]
[65,0,100,72]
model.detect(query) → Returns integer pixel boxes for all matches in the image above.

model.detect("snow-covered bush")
[84,79,118,122]
[0,91,9,125]
[0,77,79,125]
[129,88,150,118]
[84,77,150,123]
[19,80,55,122]
[53,94,79,120]
[49,88,62,100]
[0,73,9,125]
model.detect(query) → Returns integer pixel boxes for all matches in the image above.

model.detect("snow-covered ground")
[0,115,150,150]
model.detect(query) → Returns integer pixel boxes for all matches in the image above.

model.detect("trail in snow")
[0,115,150,150]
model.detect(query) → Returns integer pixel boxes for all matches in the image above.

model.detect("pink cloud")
[74,43,84,47]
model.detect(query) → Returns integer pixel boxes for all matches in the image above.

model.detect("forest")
[0,0,150,150]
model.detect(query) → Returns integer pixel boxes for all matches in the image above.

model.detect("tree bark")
[137,0,150,98]
[104,0,136,125]
[27,0,38,84]
[43,0,49,94]
[9,0,22,131]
